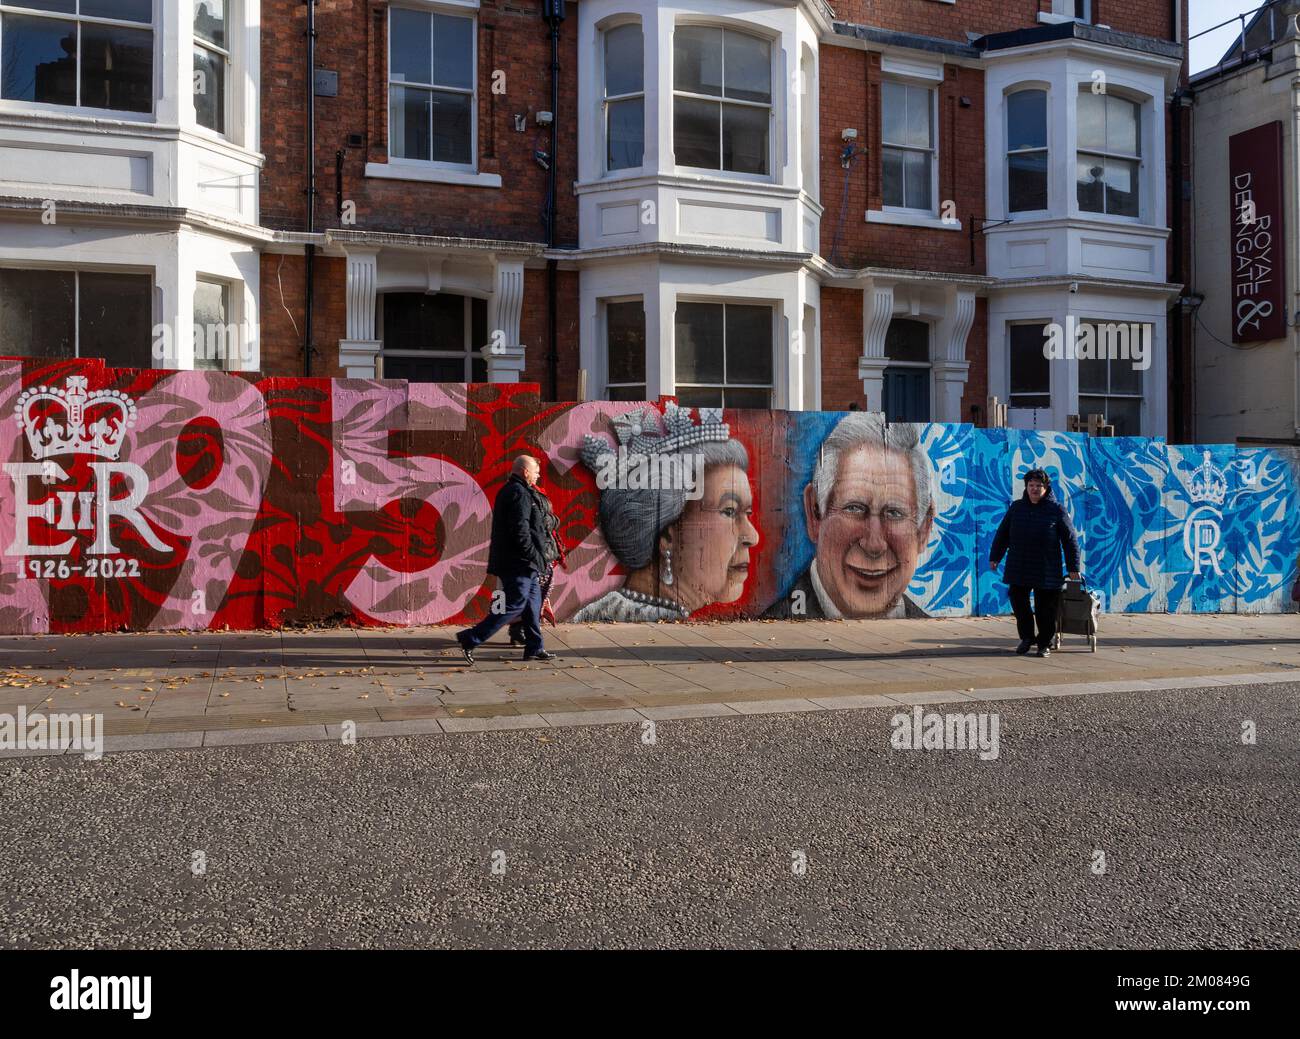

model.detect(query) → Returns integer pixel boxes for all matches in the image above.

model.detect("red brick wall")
[261,0,578,245]
[258,253,347,378]
[820,287,864,410]
[520,266,580,401]
[831,1,1182,42]
[820,49,986,275]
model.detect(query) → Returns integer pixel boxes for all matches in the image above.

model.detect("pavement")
[2,613,1300,754]
[2,680,1296,948]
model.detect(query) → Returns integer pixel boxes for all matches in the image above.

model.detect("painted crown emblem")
[1189,451,1228,506]
[14,376,137,461]
[581,402,729,470]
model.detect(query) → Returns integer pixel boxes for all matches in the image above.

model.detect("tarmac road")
[1,682,1297,949]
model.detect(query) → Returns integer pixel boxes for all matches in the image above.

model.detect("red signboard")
[1228,121,1287,342]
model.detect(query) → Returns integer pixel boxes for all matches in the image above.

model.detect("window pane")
[13,1,75,12]
[1008,151,1048,211]
[472,297,487,355]
[1106,96,1139,156]
[390,85,431,160]
[1104,157,1139,217]
[1077,91,1105,150]
[902,148,931,210]
[384,355,466,382]
[675,303,724,384]
[1078,354,1108,393]
[724,305,772,384]
[882,147,904,207]
[432,13,473,90]
[0,269,75,358]
[1009,324,1050,396]
[674,25,722,96]
[193,280,229,371]
[80,273,152,369]
[471,355,487,383]
[1080,395,1140,436]
[1076,154,1105,213]
[904,85,932,149]
[1007,90,1046,151]
[194,1,226,48]
[194,45,225,131]
[1109,336,1144,392]
[721,102,767,174]
[674,96,720,169]
[430,90,472,164]
[607,97,644,170]
[885,319,929,363]
[675,386,723,409]
[85,0,152,22]
[1,14,77,105]
[81,24,153,113]
[606,301,646,386]
[383,293,466,351]
[723,30,770,103]
[881,80,905,145]
[390,9,431,83]
[605,23,643,97]
[607,384,647,402]
[723,387,771,409]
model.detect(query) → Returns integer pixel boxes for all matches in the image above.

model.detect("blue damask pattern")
[777,418,1299,618]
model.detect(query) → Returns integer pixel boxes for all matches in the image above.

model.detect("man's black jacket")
[487,474,549,578]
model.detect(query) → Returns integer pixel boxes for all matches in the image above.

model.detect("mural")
[1,358,1297,634]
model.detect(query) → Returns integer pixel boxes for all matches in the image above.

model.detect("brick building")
[0,0,1190,436]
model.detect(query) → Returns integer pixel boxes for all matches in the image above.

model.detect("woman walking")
[989,468,1082,658]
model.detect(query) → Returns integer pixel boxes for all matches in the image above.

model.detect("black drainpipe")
[304,0,318,377]
[543,1,565,400]
[1168,0,1186,441]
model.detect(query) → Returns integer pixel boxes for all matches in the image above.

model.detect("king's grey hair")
[594,440,750,570]
[812,413,932,527]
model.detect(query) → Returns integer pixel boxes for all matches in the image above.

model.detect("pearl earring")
[662,548,674,586]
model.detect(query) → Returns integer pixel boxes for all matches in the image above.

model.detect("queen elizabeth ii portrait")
[573,403,759,622]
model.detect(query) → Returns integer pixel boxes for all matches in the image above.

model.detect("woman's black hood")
[1019,468,1057,503]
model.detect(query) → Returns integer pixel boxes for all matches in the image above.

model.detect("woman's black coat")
[989,485,1081,590]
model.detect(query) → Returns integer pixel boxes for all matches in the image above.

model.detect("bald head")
[513,455,541,486]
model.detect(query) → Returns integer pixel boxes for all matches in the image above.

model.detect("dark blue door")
[883,367,930,422]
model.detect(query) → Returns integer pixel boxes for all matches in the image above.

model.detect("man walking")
[989,468,1081,658]
[456,455,557,664]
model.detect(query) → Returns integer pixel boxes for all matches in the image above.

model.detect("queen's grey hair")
[595,440,749,570]
[812,413,932,527]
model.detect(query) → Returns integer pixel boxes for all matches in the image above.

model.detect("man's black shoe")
[1015,639,1033,655]
[522,650,557,662]
[455,632,475,665]
[1036,646,1051,658]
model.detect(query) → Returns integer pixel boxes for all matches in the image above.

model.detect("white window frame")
[1006,86,1049,215]
[387,3,478,173]
[377,292,487,382]
[601,296,647,400]
[672,298,776,408]
[881,77,939,216]
[1006,320,1053,410]
[602,20,644,175]
[1075,88,1144,222]
[671,22,775,182]
[193,0,230,136]
[0,0,157,119]
[0,263,154,363]
[192,276,236,371]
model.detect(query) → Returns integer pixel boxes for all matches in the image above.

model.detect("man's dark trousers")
[461,572,544,655]
[1008,585,1060,650]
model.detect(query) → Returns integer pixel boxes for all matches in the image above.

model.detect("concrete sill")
[364,162,502,189]
[866,209,963,232]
